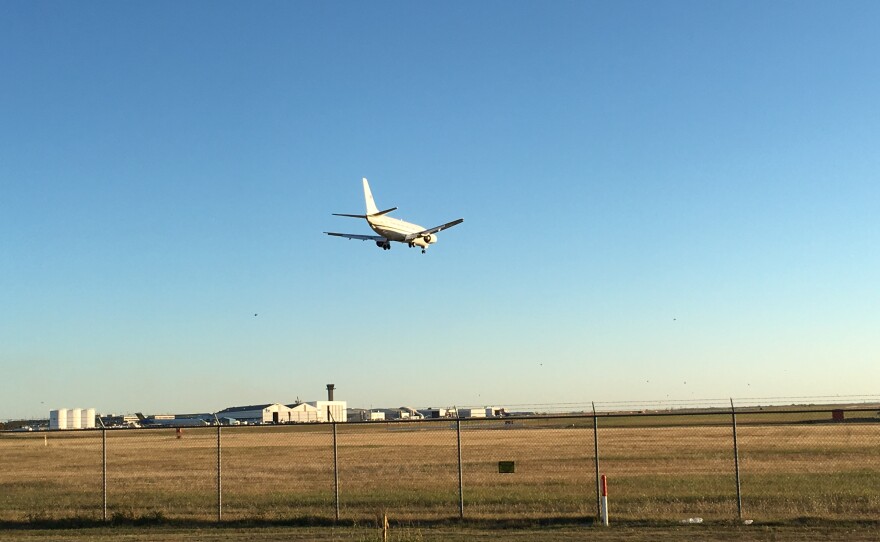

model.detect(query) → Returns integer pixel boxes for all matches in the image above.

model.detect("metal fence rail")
[0,407,877,523]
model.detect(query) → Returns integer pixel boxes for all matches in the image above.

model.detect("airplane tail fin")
[362,178,380,216]
[135,412,146,421]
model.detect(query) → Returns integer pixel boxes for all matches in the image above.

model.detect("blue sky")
[2,2,878,419]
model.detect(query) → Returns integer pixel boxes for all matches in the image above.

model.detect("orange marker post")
[600,474,609,526]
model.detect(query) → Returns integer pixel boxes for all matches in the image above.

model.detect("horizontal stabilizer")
[370,207,397,217]
[332,207,397,219]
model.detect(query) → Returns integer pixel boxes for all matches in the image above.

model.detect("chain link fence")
[1,406,878,523]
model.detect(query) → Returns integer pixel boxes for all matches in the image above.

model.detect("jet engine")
[422,234,434,244]
[375,240,390,250]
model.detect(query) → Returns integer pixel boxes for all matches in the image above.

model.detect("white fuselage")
[367,215,436,248]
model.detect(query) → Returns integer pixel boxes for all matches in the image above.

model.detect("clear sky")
[2,2,878,419]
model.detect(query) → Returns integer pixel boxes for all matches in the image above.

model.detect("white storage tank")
[69,408,82,429]
[50,409,68,430]
[81,408,96,429]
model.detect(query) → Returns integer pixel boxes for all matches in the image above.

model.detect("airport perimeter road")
[3,524,880,542]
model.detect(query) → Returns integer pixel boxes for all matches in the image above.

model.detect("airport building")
[215,403,322,424]
[217,386,346,424]
[397,407,507,419]
[286,402,322,423]
[215,404,278,424]
[379,407,424,420]
[459,407,506,418]
[419,407,456,419]
[347,409,387,422]
[457,408,487,418]
[307,400,347,422]
[98,414,140,427]
[304,384,347,422]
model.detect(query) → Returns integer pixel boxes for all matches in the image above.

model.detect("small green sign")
[498,461,515,473]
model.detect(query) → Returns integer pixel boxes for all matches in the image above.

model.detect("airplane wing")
[324,232,388,241]
[404,218,464,241]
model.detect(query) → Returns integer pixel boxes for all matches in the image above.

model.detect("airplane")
[135,413,209,428]
[325,178,463,254]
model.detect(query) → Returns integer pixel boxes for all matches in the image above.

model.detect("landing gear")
[422,249,426,254]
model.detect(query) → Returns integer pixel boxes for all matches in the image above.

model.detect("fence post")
[217,421,222,521]
[332,418,340,522]
[456,418,464,518]
[98,418,107,522]
[593,402,601,522]
[730,398,743,520]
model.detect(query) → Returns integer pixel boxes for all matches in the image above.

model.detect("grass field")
[3,523,880,542]
[0,413,877,524]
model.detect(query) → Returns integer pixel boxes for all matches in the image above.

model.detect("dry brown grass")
[3,524,880,542]
[0,418,877,523]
